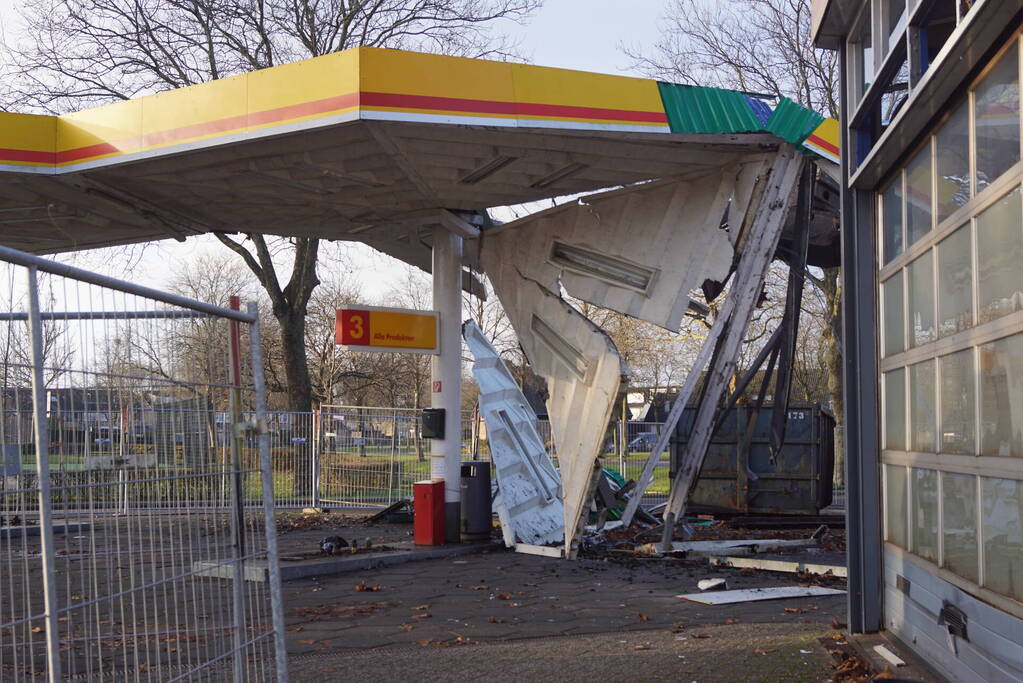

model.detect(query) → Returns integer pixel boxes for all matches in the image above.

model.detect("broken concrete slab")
[676,586,846,605]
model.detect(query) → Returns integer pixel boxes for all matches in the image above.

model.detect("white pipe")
[431,228,464,540]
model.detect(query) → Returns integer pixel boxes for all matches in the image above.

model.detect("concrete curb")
[0,523,91,539]
[195,541,501,582]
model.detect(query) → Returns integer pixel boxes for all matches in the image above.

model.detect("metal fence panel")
[0,248,284,682]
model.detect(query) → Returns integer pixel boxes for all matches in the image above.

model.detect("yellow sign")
[336,305,439,354]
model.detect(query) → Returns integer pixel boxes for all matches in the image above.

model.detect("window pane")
[885,368,907,450]
[940,350,975,455]
[910,359,936,452]
[937,224,972,338]
[906,143,933,245]
[886,0,907,47]
[907,250,935,347]
[980,333,1023,457]
[883,272,905,356]
[977,187,1023,324]
[882,179,904,264]
[852,15,874,98]
[943,472,978,582]
[975,44,1020,190]
[981,477,1023,601]
[912,468,939,562]
[881,58,910,127]
[886,465,908,547]
[936,102,971,223]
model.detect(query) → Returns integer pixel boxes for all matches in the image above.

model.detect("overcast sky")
[0,0,670,302]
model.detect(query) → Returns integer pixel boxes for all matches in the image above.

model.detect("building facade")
[813,1,1023,680]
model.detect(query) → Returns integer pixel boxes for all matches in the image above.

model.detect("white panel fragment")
[873,645,906,667]
[463,321,564,547]
[478,272,624,556]
[484,161,768,332]
[675,586,846,605]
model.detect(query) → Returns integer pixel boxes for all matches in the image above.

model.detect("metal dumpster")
[669,403,835,515]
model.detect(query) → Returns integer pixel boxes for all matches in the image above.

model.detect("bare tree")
[626,0,845,439]
[3,0,541,412]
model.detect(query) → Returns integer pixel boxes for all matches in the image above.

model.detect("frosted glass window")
[885,368,907,450]
[977,187,1023,324]
[940,350,975,455]
[936,102,971,223]
[980,333,1023,457]
[910,359,936,452]
[982,477,1023,601]
[912,468,939,562]
[908,251,935,347]
[943,472,978,582]
[882,179,904,264]
[882,272,905,356]
[886,465,908,547]
[975,44,1020,191]
[937,224,973,338]
[906,143,933,245]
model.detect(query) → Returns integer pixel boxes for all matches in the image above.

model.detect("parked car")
[627,432,659,451]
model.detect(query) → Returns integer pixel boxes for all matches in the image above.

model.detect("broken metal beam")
[660,146,805,531]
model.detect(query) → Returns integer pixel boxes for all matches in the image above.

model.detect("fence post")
[228,297,246,683]
[248,303,289,683]
[26,265,62,682]
[312,410,321,509]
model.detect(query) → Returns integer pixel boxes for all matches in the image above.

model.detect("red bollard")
[413,480,445,545]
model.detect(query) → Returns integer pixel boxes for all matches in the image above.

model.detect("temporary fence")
[0,246,286,682]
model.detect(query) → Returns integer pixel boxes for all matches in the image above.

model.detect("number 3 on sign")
[336,309,371,346]
[350,314,365,340]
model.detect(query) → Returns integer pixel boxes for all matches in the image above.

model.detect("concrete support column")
[431,228,463,542]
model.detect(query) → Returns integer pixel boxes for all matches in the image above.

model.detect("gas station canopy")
[0,47,840,271]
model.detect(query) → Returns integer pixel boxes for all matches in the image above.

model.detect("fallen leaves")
[412,604,430,611]
[633,644,651,651]
[411,613,432,620]
[784,607,805,614]
[399,623,413,632]
[496,593,511,600]
[691,633,711,639]
[355,581,381,592]
[830,618,847,630]
[418,636,477,647]
[293,601,390,620]
[637,614,649,622]
[488,616,506,624]
[753,648,776,655]
[470,585,489,590]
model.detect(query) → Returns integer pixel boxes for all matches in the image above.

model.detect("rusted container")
[670,403,835,515]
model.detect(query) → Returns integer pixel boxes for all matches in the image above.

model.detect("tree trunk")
[820,266,844,488]
[278,311,313,413]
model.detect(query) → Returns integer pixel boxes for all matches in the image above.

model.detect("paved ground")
[277,520,850,682]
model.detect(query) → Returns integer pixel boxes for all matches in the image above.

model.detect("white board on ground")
[709,555,848,578]
[672,539,814,552]
[675,586,845,605]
